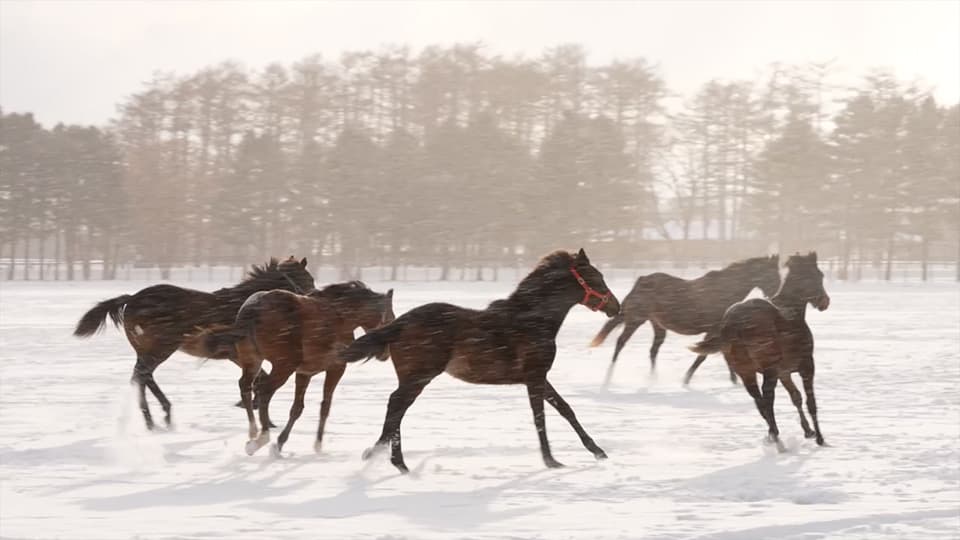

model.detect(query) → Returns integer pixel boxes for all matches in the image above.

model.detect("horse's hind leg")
[760,368,784,451]
[363,375,434,473]
[603,318,644,387]
[544,380,606,460]
[275,373,312,454]
[131,350,173,430]
[238,366,259,440]
[612,319,642,364]
[315,364,345,454]
[649,323,666,372]
[131,356,155,430]
[740,368,783,452]
[683,354,708,386]
[800,357,825,446]
[780,373,814,438]
[247,364,294,455]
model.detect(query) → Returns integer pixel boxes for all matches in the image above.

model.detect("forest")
[2,44,958,281]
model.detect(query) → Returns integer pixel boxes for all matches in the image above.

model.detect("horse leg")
[800,358,825,446]
[315,364,345,454]
[275,373,311,454]
[728,365,739,385]
[131,356,155,430]
[526,375,563,468]
[780,372,814,438]
[246,364,294,455]
[740,371,778,447]
[238,366,258,440]
[603,318,644,387]
[683,354,708,386]
[234,367,271,410]
[363,375,435,473]
[544,380,606,459]
[649,323,666,373]
[760,368,784,452]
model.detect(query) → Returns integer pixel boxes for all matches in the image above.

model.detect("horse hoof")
[816,436,826,446]
[393,461,410,474]
[361,447,376,461]
[244,440,261,456]
[544,458,565,469]
[314,440,323,455]
[270,443,283,458]
[593,449,608,460]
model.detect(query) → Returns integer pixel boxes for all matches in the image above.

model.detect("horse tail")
[74,295,132,337]
[688,333,723,355]
[689,321,733,355]
[340,320,404,363]
[590,313,624,347]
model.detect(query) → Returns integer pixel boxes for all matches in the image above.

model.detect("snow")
[1,276,958,539]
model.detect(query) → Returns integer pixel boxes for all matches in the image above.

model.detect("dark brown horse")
[690,252,829,451]
[206,282,394,456]
[73,257,316,430]
[591,255,781,386]
[340,249,620,473]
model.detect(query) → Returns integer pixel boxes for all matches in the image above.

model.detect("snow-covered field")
[1,276,958,540]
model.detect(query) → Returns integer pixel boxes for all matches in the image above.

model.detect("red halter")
[570,266,611,312]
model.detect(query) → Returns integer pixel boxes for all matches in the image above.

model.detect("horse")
[590,255,781,386]
[73,256,316,430]
[689,252,829,451]
[340,249,621,473]
[204,281,395,456]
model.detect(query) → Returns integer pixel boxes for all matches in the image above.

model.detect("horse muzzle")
[814,294,830,311]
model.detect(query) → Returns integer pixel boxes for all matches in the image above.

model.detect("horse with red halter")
[591,255,781,386]
[690,252,830,451]
[340,249,620,473]
[205,281,395,456]
[73,257,316,430]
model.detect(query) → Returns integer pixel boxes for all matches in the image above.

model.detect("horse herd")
[74,248,830,472]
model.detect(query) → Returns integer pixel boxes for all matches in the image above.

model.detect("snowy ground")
[1,275,958,539]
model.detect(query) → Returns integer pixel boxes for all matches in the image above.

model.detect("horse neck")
[771,278,808,320]
[499,274,578,336]
[703,266,758,301]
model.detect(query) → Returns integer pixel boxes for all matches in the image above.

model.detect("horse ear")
[576,248,589,263]
[300,257,308,268]
[770,254,779,264]
[809,251,817,262]
[386,288,394,299]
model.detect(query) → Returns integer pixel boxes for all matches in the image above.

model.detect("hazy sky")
[1,0,958,127]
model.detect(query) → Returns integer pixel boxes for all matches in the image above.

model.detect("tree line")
[1,44,958,281]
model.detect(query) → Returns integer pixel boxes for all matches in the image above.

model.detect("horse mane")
[244,258,282,282]
[310,280,374,299]
[493,250,574,310]
[702,255,771,280]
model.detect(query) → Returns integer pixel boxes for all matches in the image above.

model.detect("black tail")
[590,313,624,347]
[74,295,132,337]
[688,333,724,355]
[341,321,404,363]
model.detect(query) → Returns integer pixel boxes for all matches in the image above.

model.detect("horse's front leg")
[315,364,345,454]
[544,380,606,459]
[526,375,563,468]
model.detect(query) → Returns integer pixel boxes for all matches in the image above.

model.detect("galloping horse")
[341,249,620,473]
[205,282,394,456]
[73,257,316,430]
[591,255,781,386]
[690,252,829,451]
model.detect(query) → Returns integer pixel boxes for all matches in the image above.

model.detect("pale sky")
[1,0,958,127]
